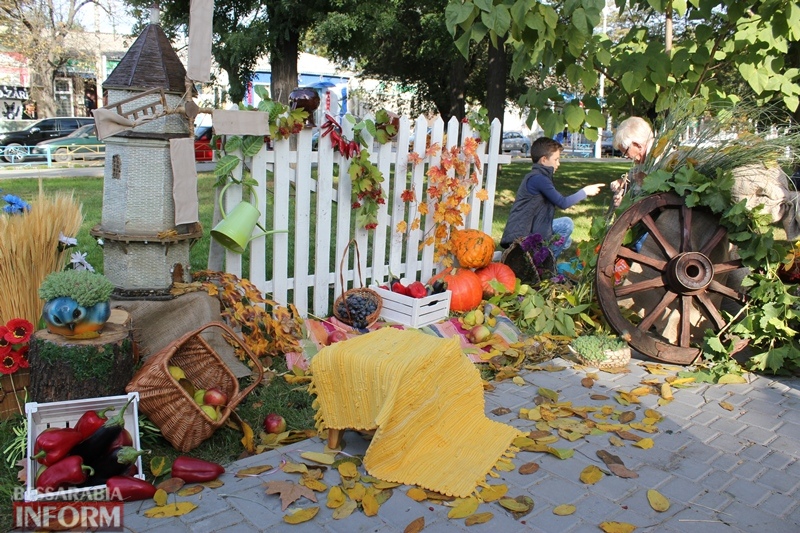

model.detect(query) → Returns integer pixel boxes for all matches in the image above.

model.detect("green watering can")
[211,182,283,254]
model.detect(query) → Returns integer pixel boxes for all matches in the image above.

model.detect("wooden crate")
[0,370,29,420]
[373,287,451,328]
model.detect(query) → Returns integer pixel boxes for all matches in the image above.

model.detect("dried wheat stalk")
[0,192,83,325]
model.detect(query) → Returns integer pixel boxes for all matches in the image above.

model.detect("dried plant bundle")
[0,192,83,324]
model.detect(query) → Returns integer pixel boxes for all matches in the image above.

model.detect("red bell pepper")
[33,428,85,466]
[106,476,157,501]
[74,406,116,439]
[36,456,94,491]
[171,456,224,482]
[107,429,133,452]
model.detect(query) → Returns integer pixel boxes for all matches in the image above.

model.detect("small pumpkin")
[429,267,483,312]
[475,262,517,298]
[451,229,495,269]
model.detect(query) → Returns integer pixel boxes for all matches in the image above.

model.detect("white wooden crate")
[25,392,143,502]
[373,287,451,328]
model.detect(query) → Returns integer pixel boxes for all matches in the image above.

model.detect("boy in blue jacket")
[501,137,604,258]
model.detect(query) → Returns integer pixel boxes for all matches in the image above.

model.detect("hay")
[0,193,83,324]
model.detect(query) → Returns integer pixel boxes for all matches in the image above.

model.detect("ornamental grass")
[0,192,82,325]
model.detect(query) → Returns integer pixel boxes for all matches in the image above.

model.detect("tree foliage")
[446,0,800,137]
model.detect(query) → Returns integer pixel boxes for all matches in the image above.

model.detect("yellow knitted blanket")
[309,327,522,498]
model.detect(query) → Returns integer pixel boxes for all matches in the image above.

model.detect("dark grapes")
[336,292,378,328]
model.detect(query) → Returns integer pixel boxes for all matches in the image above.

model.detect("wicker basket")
[333,239,382,329]
[568,344,632,370]
[126,322,263,452]
[501,237,556,285]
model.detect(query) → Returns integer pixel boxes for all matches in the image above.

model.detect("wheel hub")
[666,252,713,294]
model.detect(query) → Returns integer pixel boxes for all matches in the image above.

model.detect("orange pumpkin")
[475,262,517,298]
[451,229,495,268]
[430,267,483,312]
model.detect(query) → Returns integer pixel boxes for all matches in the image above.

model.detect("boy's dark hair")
[530,137,563,164]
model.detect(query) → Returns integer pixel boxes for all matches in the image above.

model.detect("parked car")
[32,124,104,162]
[194,125,216,161]
[1,117,94,162]
[601,130,621,157]
[501,131,530,156]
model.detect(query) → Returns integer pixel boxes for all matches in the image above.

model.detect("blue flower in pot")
[39,270,114,339]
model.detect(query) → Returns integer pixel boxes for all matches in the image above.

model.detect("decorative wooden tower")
[91,23,201,299]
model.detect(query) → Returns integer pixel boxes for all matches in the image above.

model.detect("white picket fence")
[218,114,511,318]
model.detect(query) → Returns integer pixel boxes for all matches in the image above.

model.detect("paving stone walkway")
[123,353,800,532]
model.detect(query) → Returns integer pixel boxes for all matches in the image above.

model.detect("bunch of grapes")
[336,293,378,329]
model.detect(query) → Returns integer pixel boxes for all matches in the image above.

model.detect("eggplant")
[80,446,150,487]
[69,396,134,465]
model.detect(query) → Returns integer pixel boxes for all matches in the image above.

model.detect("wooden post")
[29,309,135,402]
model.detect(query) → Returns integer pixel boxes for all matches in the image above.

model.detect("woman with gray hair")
[609,117,656,208]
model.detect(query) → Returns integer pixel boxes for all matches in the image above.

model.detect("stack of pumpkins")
[430,229,516,313]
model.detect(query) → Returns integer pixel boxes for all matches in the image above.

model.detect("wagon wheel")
[595,192,748,365]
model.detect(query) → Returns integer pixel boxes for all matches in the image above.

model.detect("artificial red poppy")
[0,352,19,375]
[14,345,29,369]
[5,318,33,344]
[0,327,11,357]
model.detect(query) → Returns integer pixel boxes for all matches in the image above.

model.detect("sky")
[76,2,137,35]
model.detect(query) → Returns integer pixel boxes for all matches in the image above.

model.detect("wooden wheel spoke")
[678,295,692,347]
[641,213,679,258]
[699,226,727,256]
[694,291,728,330]
[708,280,747,303]
[638,290,678,332]
[711,259,743,274]
[681,205,692,253]
[615,276,666,298]
[616,246,668,271]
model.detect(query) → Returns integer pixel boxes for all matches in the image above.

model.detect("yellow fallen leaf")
[553,504,576,516]
[630,386,652,396]
[494,458,516,471]
[599,521,637,533]
[609,435,625,447]
[448,496,479,519]
[498,497,530,512]
[633,438,654,449]
[283,506,319,524]
[153,489,168,507]
[176,485,204,497]
[373,480,401,489]
[281,462,308,474]
[326,486,346,508]
[240,420,255,453]
[665,376,695,385]
[512,376,526,386]
[478,484,507,503]
[404,516,425,532]
[150,456,168,477]
[346,482,366,502]
[406,487,428,502]
[642,417,661,426]
[465,511,494,525]
[718,374,747,384]
[301,451,335,465]
[644,408,662,419]
[579,465,604,485]
[144,501,197,518]
[237,465,275,477]
[338,462,359,479]
[333,499,357,519]
[538,387,559,402]
[629,423,658,434]
[660,383,673,400]
[647,489,670,512]
[719,401,734,411]
[657,397,672,406]
[362,493,380,517]
[201,479,224,489]
[299,477,327,492]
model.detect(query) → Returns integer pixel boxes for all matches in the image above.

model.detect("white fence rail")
[219,115,510,318]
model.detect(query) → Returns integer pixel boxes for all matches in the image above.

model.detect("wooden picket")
[220,115,510,317]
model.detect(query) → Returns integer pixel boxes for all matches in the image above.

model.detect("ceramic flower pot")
[42,297,111,338]
[289,87,321,126]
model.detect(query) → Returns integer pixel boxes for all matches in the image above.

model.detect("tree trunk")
[448,55,467,123]
[29,311,135,402]
[486,35,508,131]
[271,32,300,105]
[29,60,57,118]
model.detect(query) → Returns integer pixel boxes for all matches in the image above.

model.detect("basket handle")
[338,238,365,292]
[189,321,265,408]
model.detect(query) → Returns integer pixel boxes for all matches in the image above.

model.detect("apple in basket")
[264,413,287,434]
[204,387,228,407]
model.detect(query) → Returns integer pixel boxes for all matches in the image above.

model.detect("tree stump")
[29,309,135,402]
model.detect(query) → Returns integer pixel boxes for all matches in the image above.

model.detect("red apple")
[203,387,228,407]
[326,330,348,345]
[264,413,287,434]
[466,325,492,344]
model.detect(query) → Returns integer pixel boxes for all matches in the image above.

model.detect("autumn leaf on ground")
[618,411,636,424]
[633,438,654,450]
[362,492,380,516]
[447,496,479,519]
[553,504,576,516]
[660,383,673,400]
[282,461,309,474]
[337,462,359,479]
[609,435,625,447]
[283,506,319,524]
[406,487,428,502]
[153,489,168,507]
[265,480,318,511]
[719,401,734,411]
[615,430,642,442]
[301,451,335,465]
[538,387,559,402]
[143,501,197,518]
[500,495,534,519]
[597,449,639,478]
[491,407,512,416]
[156,478,185,496]
[404,517,425,532]
[591,394,610,401]
[718,374,747,384]
[333,499,358,519]
[237,464,275,477]
[647,489,670,511]
[177,485,204,497]
[202,479,224,488]
[579,465,604,484]
[599,521,636,533]
[478,484,507,503]
[465,512,494,525]
[581,377,594,388]
[150,456,168,477]
[518,463,540,475]
[326,486,346,508]
[299,477,327,492]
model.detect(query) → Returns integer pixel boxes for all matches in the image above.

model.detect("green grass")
[0,159,629,531]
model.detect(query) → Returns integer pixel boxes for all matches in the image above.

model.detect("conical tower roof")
[104,24,188,93]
